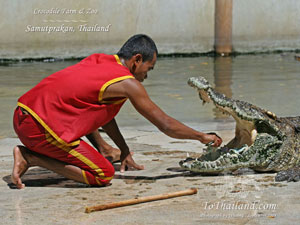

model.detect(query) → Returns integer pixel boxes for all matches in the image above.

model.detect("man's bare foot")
[12,146,29,189]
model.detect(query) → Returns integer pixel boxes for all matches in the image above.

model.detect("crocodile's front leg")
[275,167,300,182]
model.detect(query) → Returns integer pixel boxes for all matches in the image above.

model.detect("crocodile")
[179,76,300,182]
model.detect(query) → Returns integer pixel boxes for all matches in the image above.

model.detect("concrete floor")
[0,126,299,225]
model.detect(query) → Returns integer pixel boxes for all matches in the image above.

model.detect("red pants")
[13,107,115,186]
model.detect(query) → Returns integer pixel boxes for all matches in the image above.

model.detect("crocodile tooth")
[251,129,258,144]
[216,160,221,166]
[210,162,216,168]
[219,158,224,165]
[220,157,227,165]
[204,162,210,169]
[232,154,238,158]
[186,163,192,169]
[225,157,231,163]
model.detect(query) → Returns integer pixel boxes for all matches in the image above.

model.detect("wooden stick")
[85,188,197,213]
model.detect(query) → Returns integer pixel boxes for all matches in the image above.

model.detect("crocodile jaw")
[180,76,283,173]
[188,76,260,149]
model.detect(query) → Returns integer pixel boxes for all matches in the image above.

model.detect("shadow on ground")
[2,168,88,189]
[2,165,229,189]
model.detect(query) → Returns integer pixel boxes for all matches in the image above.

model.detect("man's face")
[132,53,157,82]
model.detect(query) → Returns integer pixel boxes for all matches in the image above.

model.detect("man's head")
[117,34,158,82]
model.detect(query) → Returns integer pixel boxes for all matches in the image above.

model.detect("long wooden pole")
[85,188,198,213]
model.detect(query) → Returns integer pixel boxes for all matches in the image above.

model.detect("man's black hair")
[117,34,158,62]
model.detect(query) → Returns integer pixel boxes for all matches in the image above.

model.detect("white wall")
[0,0,299,59]
[0,0,214,58]
[233,0,300,52]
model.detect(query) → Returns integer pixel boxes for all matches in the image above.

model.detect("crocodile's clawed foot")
[275,167,300,182]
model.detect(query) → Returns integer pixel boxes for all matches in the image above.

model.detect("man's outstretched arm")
[121,79,222,146]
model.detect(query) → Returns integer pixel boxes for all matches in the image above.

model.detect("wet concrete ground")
[1,123,299,225]
[1,53,299,224]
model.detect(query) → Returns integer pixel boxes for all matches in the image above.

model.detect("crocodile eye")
[266,111,277,120]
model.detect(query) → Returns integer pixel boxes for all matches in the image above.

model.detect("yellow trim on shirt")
[17,102,80,147]
[98,75,134,103]
[114,54,122,65]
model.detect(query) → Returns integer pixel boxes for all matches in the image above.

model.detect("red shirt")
[18,54,134,146]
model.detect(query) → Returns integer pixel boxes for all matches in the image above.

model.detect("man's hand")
[101,145,121,163]
[120,152,144,173]
[201,132,222,147]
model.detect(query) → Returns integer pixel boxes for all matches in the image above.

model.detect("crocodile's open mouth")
[179,77,283,173]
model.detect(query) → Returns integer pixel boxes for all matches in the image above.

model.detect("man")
[12,34,222,189]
